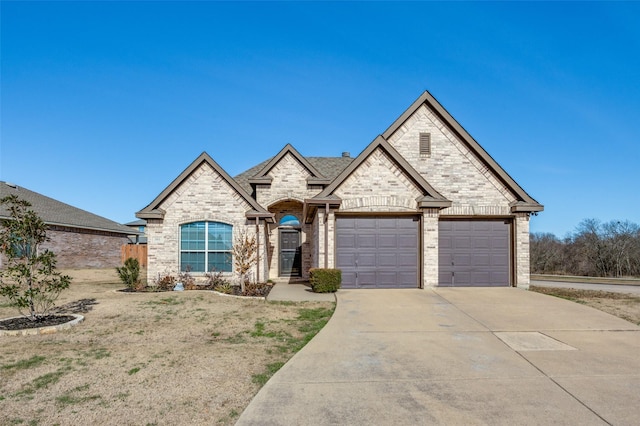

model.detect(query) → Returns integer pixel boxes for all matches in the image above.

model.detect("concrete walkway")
[238,288,640,425]
[267,282,336,302]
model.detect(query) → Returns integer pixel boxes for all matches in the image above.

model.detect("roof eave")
[136,209,165,220]
[510,202,544,213]
[418,199,453,209]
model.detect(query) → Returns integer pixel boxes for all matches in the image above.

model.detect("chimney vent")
[341,152,350,158]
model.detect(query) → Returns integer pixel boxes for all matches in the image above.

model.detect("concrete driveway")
[237,288,640,425]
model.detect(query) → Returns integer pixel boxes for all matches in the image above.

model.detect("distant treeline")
[530,219,640,278]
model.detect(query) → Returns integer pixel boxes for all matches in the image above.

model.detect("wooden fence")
[121,244,147,267]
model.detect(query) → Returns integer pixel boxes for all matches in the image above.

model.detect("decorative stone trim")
[0,314,84,337]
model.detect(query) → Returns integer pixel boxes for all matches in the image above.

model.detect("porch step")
[271,277,309,285]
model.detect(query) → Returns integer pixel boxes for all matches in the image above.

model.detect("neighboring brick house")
[0,181,135,268]
[137,91,542,288]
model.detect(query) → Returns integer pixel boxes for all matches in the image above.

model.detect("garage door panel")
[357,218,377,229]
[356,234,376,249]
[336,234,355,249]
[472,253,490,267]
[398,253,417,267]
[358,253,377,268]
[378,219,398,229]
[473,236,491,249]
[439,220,510,287]
[398,234,418,249]
[397,271,418,287]
[341,271,357,287]
[337,218,356,230]
[378,234,398,248]
[453,236,471,249]
[357,271,376,286]
[379,253,398,267]
[336,216,419,289]
[336,252,356,268]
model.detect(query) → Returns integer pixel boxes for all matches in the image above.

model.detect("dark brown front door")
[280,229,301,277]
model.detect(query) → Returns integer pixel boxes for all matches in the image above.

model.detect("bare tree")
[531,218,640,278]
[231,228,257,293]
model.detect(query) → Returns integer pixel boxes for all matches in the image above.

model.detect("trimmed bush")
[309,268,341,293]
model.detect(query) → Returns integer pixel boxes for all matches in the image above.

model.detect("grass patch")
[128,367,141,375]
[252,362,285,386]
[530,286,640,325]
[250,304,335,387]
[56,393,102,406]
[144,297,184,306]
[2,356,46,371]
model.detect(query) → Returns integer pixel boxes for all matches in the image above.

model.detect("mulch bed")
[118,283,274,297]
[0,315,77,330]
[0,298,98,331]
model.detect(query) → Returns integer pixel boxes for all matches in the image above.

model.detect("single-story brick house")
[137,91,542,288]
[0,181,136,269]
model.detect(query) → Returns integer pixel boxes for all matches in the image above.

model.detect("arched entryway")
[267,201,306,279]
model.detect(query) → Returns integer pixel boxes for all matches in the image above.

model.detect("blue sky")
[1,1,639,238]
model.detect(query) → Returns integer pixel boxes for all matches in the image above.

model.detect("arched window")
[180,221,232,272]
[279,215,300,227]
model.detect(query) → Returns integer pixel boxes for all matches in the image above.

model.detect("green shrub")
[309,268,341,293]
[116,257,141,290]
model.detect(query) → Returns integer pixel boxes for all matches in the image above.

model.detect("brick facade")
[139,92,540,288]
[44,226,129,269]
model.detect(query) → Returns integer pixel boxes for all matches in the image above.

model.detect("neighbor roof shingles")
[0,182,135,235]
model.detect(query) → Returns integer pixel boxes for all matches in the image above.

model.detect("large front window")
[180,221,232,272]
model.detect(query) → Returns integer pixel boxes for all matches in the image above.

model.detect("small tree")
[231,228,257,293]
[116,257,141,290]
[0,195,71,321]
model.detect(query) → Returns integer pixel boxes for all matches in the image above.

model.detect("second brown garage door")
[439,220,511,287]
[336,216,419,289]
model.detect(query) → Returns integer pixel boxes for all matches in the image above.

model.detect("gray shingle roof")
[0,181,135,235]
[233,156,353,194]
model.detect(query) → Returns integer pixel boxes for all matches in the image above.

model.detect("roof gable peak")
[136,152,268,219]
[383,90,542,211]
[249,144,331,185]
[316,135,450,207]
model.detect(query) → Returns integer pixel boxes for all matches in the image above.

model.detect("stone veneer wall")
[514,213,531,288]
[146,163,263,284]
[255,153,323,207]
[387,104,517,216]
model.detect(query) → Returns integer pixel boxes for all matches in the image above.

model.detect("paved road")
[531,280,640,295]
[238,288,640,425]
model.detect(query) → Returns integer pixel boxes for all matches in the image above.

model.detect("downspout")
[324,203,329,268]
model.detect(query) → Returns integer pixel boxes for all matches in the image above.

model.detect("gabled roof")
[383,90,543,212]
[234,156,353,194]
[136,152,271,220]
[248,144,332,185]
[314,135,452,208]
[0,181,134,235]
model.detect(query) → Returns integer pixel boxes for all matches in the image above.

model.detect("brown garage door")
[439,220,510,287]
[336,216,419,289]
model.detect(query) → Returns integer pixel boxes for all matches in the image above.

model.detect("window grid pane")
[181,221,233,273]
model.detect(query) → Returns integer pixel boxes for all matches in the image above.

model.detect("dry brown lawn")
[530,285,640,325]
[0,269,334,426]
